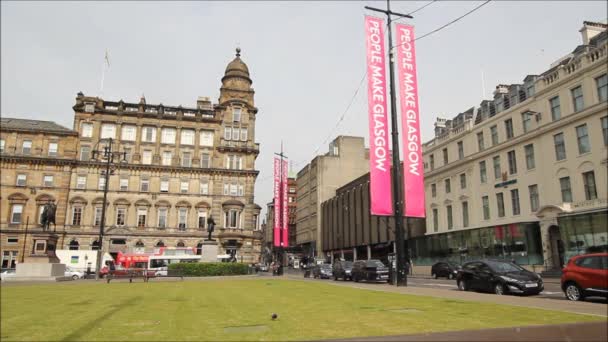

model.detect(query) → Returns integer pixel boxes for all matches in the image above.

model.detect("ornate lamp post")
[90,138,127,280]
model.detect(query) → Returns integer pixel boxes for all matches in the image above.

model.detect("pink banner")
[365,15,393,216]
[273,158,281,246]
[282,159,289,247]
[396,23,425,218]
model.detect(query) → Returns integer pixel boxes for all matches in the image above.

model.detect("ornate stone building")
[0,49,263,268]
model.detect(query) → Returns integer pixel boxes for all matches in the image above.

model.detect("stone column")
[340,250,344,260]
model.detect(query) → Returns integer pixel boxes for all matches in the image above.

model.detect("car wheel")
[72,275,79,280]
[457,279,469,291]
[565,283,585,301]
[432,273,438,279]
[494,283,506,295]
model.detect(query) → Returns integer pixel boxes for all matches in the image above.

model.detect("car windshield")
[367,260,386,268]
[320,264,332,269]
[486,260,524,273]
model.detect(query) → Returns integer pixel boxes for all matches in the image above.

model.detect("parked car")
[456,259,543,295]
[333,260,353,281]
[259,264,269,272]
[312,264,333,279]
[431,261,461,279]
[0,269,16,281]
[64,266,84,280]
[352,259,389,283]
[561,253,608,301]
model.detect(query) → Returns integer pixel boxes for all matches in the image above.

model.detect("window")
[460,173,466,189]
[48,142,58,157]
[482,196,490,220]
[232,127,240,141]
[429,155,435,170]
[596,74,607,102]
[7,238,18,244]
[224,127,232,140]
[226,155,243,170]
[456,141,464,160]
[576,124,590,154]
[178,208,188,230]
[504,119,514,139]
[522,112,532,133]
[582,171,597,200]
[158,208,168,228]
[181,129,195,145]
[121,125,136,141]
[560,177,572,203]
[76,175,86,189]
[493,156,501,179]
[98,177,106,190]
[496,193,505,217]
[142,150,152,164]
[123,147,132,163]
[140,179,150,192]
[200,181,209,195]
[571,86,584,112]
[137,208,147,228]
[479,161,487,183]
[16,174,26,186]
[197,210,207,230]
[550,96,561,121]
[180,180,189,193]
[81,123,93,138]
[161,128,176,144]
[80,146,91,161]
[1,250,19,269]
[200,131,214,147]
[444,178,451,193]
[162,151,172,166]
[119,178,128,191]
[431,184,436,198]
[462,201,469,227]
[240,128,248,141]
[11,204,23,224]
[553,133,566,161]
[524,144,535,170]
[490,125,498,146]
[181,152,192,167]
[116,208,126,226]
[602,116,608,146]
[238,184,244,196]
[230,183,238,196]
[160,179,169,193]
[289,187,296,193]
[22,140,32,154]
[0,139,4,153]
[201,153,211,168]
[446,205,453,230]
[100,123,116,139]
[233,107,242,122]
[432,208,438,232]
[223,183,230,196]
[225,209,240,228]
[442,148,448,165]
[142,126,156,143]
[477,132,484,151]
[43,175,54,187]
[527,85,535,97]
[507,150,517,175]
[511,189,520,215]
[94,207,102,227]
[528,185,539,212]
[72,206,82,225]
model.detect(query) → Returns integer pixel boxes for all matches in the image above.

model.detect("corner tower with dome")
[1,48,264,264]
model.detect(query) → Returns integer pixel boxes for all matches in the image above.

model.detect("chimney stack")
[579,21,607,45]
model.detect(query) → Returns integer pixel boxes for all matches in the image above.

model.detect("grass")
[0,278,604,341]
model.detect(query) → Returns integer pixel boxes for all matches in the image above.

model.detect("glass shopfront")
[558,210,608,263]
[410,222,543,266]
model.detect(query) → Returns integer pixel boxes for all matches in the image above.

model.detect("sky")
[2,0,607,219]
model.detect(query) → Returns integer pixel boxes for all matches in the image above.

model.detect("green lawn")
[0,278,603,341]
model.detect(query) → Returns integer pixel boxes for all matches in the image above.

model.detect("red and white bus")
[148,254,200,276]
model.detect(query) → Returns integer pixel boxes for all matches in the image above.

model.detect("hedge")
[168,262,249,277]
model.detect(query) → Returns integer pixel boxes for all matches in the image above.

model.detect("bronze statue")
[40,201,57,231]
[206,215,216,241]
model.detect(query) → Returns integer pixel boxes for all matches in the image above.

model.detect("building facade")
[416,22,607,269]
[0,49,264,268]
[295,136,369,258]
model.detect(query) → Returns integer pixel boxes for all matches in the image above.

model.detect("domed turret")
[219,47,255,106]
[224,48,251,80]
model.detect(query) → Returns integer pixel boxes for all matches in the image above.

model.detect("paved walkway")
[325,321,607,342]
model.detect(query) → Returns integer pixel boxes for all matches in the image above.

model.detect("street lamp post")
[90,138,126,280]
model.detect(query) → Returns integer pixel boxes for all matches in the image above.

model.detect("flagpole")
[100,49,110,97]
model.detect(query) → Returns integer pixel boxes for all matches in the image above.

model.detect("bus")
[147,255,201,276]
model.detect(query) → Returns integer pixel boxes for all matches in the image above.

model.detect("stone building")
[0,48,264,268]
[295,136,369,258]
[416,21,607,271]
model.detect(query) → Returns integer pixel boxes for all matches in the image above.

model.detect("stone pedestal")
[5,233,71,282]
[200,241,219,263]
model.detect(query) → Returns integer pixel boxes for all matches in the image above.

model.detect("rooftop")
[0,118,76,135]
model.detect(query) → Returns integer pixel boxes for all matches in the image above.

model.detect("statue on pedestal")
[206,216,216,241]
[40,201,57,231]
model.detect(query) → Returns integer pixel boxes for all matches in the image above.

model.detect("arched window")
[177,241,185,247]
[91,240,100,250]
[196,242,203,255]
[69,240,79,251]
[135,241,144,247]
[156,241,165,247]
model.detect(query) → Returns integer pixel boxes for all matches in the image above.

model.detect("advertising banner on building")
[282,159,289,247]
[365,15,393,216]
[273,157,281,246]
[396,23,425,218]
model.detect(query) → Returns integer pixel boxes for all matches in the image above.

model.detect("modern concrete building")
[0,48,265,268]
[295,136,369,258]
[415,21,607,271]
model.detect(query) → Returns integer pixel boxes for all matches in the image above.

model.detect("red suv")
[561,253,608,301]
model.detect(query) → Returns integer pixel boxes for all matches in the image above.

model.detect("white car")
[1,269,16,281]
[64,267,84,280]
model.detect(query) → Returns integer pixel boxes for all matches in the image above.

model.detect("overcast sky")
[2,1,606,218]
